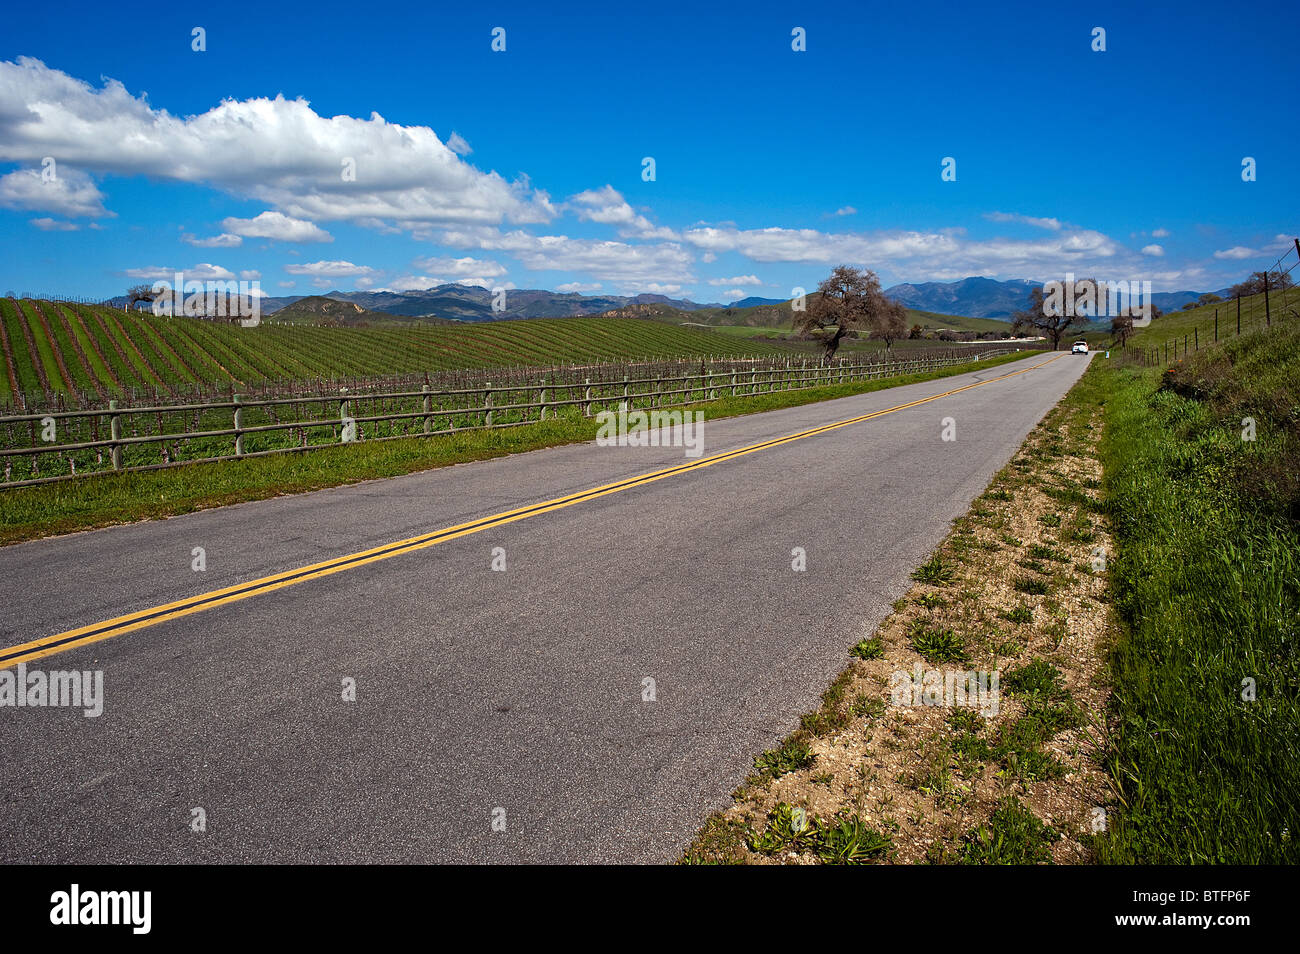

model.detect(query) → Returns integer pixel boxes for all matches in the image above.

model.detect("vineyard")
[0,298,797,410]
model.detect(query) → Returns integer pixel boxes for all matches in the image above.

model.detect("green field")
[0,298,791,405]
[1094,321,1299,862]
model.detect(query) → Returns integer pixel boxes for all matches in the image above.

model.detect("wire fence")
[1121,238,1300,366]
[0,346,1034,488]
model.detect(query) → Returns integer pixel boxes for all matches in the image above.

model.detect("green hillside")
[0,298,790,404]
[1122,287,1295,356]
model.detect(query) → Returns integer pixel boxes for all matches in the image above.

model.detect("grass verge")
[1093,324,1299,863]
[0,349,1038,546]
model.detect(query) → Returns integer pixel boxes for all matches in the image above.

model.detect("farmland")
[0,298,794,408]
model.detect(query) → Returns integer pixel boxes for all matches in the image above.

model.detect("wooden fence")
[0,347,1029,488]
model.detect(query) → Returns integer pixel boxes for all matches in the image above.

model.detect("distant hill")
[883,277,1038,319]
[270,295,457,326]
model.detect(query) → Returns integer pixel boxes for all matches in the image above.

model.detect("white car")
[1071,340,1089,354]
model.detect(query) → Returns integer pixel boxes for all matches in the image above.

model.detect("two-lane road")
[0,351,1091,863]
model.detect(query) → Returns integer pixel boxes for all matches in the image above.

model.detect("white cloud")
[278,281,296,288]
[626,283,685,296]
[0,166,110,218]
[708,274,761,286]
[0,57,556,229]
[556,281,602,293]
[984,211,1062,231]
[30,217,79,231]
[1152,228,1170,238]
[566,185,676,239]
[1213,246,1256,260]
[221,211,332,243]
[411,255,506,279]
[723,288,746,299]
[183,232,242,248]
[833,206,857,216]
[1141,244,1165,256]
[122,263,237,281]
[283,260,375,277]
[446,132,472,156]
[240,269,261,280]
[441,227,695,284]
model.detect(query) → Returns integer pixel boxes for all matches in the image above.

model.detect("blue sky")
[0,0,1295,302]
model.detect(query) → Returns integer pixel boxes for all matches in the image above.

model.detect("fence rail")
[0,347,1031,488]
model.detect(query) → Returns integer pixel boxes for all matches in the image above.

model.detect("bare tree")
[125,284,156,312]
[871,299,909,349]
[1011,286,1088,350]
[1230,270,1294,297]
[794,265,894,360]
[1110,312,1134,348]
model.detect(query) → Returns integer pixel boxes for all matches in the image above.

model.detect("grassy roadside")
[1093,324,1299,863]
[0,349,1040,546]
[683,360,1116,864]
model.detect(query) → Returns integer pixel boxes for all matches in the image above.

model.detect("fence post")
[1215,310,1219,343]
[584,378,592,417]
[1194,328,1198,351]
[109,399,122,470]
[1236,295,1241,335]
[422,385,432,434]
[1264,271,1271,326]
[485,382,494,427]
[233,392,245,456]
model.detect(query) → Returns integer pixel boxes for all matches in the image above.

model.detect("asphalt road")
[0,350,1092,863]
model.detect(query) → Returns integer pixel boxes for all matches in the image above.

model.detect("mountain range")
[104,278,1230,323]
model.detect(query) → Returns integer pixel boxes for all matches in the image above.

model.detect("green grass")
[1092,321,1300,863]
[0,349,1038,545]
[960,797,1059,864]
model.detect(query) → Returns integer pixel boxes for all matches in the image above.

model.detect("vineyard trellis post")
[233,393,245,456]
[422,385,431,434]
[109,399,121,470]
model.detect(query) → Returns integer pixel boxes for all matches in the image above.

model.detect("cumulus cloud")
[556,281,602,293]
[566,185,676,239]
[0,166,110,218]
[708,274,761,286]
[1141,244,1165,256]
[446,132,472,156]
[183,232,242,248]
[283,260,374,277]
[1152,228,1170,238]
[441,226,694,284]
[832,206,857,216]
[1213,246,1256,260]
[221,211,332,243]
[411,255,506,279]
[984,211,1062,231]
[122,263,237,281]
[0,57,555,230]
[681,224,1130,280]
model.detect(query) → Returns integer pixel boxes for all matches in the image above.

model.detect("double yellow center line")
[1,351,1064,668]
